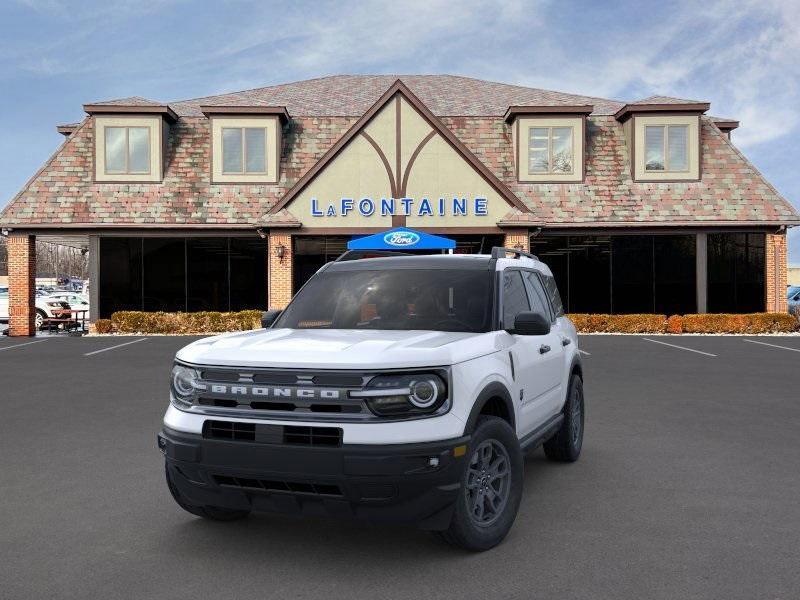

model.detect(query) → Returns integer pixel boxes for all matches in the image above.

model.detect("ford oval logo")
[383,231,420,247]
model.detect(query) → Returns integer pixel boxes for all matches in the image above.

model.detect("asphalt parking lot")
[1,334,799,600]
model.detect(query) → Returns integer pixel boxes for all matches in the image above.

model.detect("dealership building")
[1,75,797,335]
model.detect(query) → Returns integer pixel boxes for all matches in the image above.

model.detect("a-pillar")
[765,232,788,312]
[268,231,294,309]
[8,233,36,336]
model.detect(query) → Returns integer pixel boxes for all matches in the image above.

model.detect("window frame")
[643,124,690,173]
[210,115,280,184]
[631,114,700,182]
[516,116,585,183]
[527,126,575,176]
[220,126,269,175]
[499,268,532,330]
[103,125,152,176]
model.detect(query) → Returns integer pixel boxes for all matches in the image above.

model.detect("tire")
[35,309,46,330]
[165,464,250,522]
[438,416,523,551]
[543,374,584,462]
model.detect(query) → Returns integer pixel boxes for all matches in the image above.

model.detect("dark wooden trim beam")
[615,102,710,122]
[504,105,593,123]
[199,105,291,122]
[83,104,178,122]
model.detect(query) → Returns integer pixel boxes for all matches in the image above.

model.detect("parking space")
[1,334,799,599]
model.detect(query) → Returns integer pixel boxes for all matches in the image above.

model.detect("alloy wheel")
[465,439,511,527]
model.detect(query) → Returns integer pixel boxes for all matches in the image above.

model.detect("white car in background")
[46,292,90,320]
[0,287,73,329]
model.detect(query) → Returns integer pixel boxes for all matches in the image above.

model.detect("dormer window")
[644,124,688,172]
[201,106,289,184]
[105,126,151,174]
[222,127,268,174]
[528,126,574,174]
[505,106,591,183]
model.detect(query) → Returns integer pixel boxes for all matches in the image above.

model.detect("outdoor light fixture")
[0,228,9,236]
[275,243,286,263]
[256,228,267,239]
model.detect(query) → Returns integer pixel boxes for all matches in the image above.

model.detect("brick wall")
[765,232,788,313]
[502,229,530,253]
[7,234,36,336]
[268,232,293,309]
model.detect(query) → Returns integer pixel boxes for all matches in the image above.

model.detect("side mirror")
[261,309,282,329]
[508,311,551,336]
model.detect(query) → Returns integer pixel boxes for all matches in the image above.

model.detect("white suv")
[159,248,584,551]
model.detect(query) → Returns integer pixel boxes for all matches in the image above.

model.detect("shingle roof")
[1,75,796,229]
[631,95,707,105]
[168,74,626,117]
[87,96,164,107]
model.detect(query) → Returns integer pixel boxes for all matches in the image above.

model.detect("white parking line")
[743,339,800,353]
[578,349,591,356]
[0,339,49,352]
[641,337,717,357]
[84,338,147,356]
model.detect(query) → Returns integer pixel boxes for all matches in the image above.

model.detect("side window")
[542,274,564,317]
[502,270,531,329]
[522,271,551,320]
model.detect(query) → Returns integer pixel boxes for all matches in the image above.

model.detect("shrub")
[111,310,263,334]
[94,319,113,334]
[567,314,667,333]
[665,314,683,334]
[680,313,797,334]
[568,312,798,334]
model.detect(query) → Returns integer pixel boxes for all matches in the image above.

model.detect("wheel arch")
[463,381,516,435]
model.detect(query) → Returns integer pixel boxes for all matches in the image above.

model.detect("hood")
[176,328,502,369]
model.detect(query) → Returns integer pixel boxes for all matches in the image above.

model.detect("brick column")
[502,229,530,252]
[268,231,293,309]
[765,232,788,312]
[8,234,36,336]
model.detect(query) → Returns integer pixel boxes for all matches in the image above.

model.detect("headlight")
[352,372,448,418]
[170,364,202,408]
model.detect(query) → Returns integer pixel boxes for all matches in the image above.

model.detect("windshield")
[275,268,494,332]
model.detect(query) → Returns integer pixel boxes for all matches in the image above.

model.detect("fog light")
[428,457,439,468]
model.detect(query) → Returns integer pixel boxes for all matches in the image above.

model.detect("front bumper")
[159,426,470,530]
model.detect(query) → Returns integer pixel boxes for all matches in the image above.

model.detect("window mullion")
[241,127,247,174]
[124,127,130,174]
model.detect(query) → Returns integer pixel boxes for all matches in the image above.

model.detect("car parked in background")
[0,286,8,322]
[789,286,800,315]
[46,292,90,320]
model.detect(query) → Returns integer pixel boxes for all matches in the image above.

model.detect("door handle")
[539,344,551,354]
[561,338,571,346]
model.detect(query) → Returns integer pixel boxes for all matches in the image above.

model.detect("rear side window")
[502,271,531,329]
[522,271,552,320]
[542,274,564,317]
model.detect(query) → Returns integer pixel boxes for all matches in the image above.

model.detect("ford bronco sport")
[159,247,584,551]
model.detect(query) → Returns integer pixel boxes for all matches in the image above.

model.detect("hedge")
[101,310,798,335]
[568,313,798,334]
[110,310,262,334]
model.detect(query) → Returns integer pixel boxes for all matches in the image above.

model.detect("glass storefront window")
[708,233,765,313]
[98,237,267,318]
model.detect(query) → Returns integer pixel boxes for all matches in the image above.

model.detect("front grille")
[203,420,342,447]
[213,475,343,497]
[189,367,371,421]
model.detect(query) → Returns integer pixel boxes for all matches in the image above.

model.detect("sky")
[0,0,798,261]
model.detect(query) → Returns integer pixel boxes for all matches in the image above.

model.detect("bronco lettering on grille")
[208,384,341,400]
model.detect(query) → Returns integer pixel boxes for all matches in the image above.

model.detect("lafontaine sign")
[310,196,489,218]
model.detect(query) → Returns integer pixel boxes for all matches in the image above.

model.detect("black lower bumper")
[158,426,470,530]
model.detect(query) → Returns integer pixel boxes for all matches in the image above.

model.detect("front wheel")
[543,374,584,462]
[438,416,523,551]
[35,309,46,330]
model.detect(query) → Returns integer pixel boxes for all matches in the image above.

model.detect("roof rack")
[490,247,539,261]
[334,250,413,262]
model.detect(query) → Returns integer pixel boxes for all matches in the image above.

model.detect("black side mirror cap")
[508,311,551,336]
[261,309,282,329]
